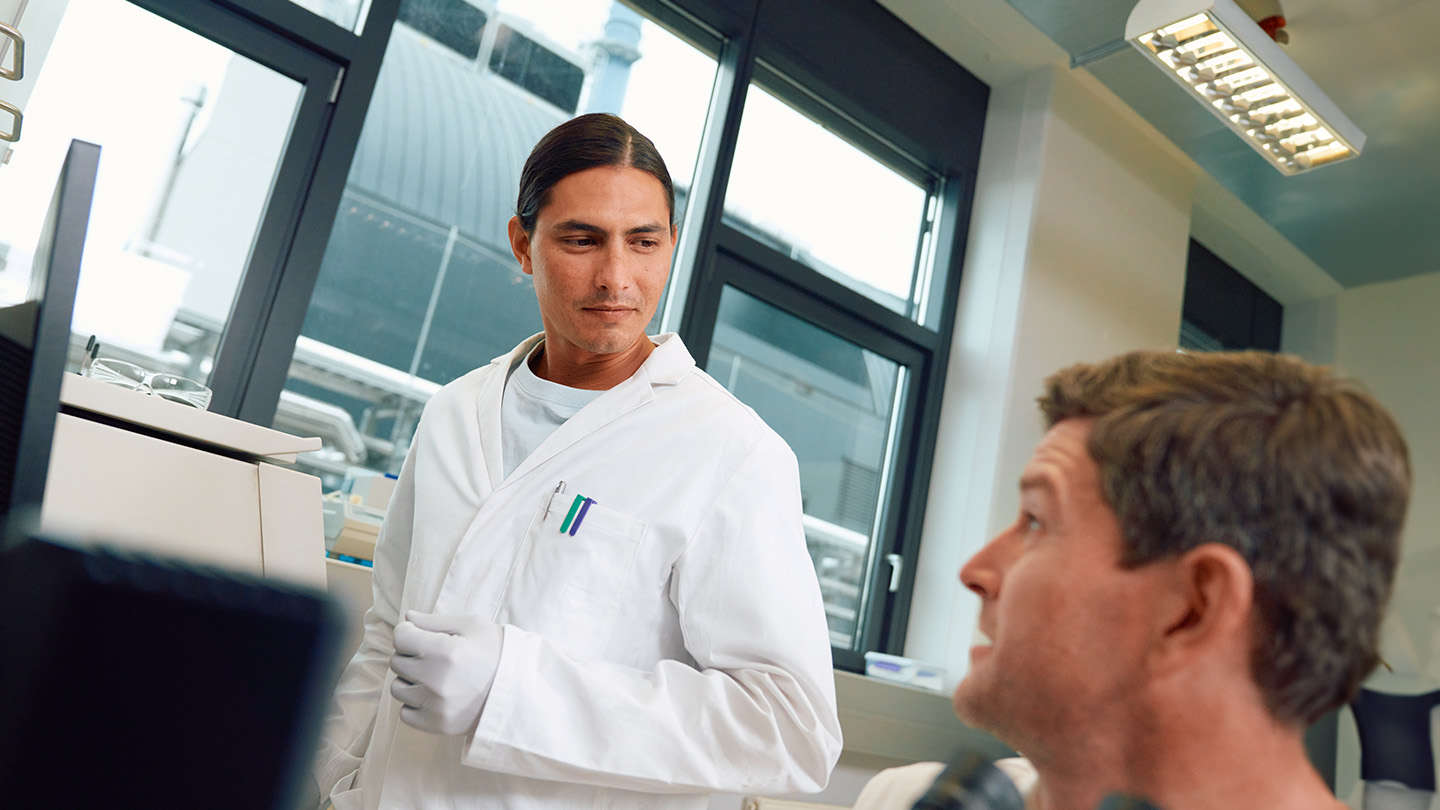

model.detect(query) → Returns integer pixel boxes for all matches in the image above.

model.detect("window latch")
[886,553,904,593]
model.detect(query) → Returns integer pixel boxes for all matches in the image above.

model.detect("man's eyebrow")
[548,220,669,236]
[549,219,603,234]
[1019,473,1054,495]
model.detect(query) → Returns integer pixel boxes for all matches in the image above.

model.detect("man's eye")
[1023,514,1042,532]
[565,237,595,247]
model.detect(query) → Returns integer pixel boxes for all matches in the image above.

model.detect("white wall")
[1305,271,1440,804]
[906,64,1193,694]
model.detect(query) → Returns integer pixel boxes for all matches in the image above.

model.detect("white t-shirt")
[500,344,603,477]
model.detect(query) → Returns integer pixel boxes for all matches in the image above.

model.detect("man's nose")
[594,243,634,290]
[958,532,1012,600]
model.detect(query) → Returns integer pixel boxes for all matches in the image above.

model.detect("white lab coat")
[314,332,843,810]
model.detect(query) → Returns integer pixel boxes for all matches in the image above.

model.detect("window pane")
[0,0,303,390]
[396,0,486,56]
[707,286,905,650]
[287,0,368,33]
[724,85,931,318]
[275,0,717,486]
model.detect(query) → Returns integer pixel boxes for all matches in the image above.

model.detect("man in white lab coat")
[310,113,843,809]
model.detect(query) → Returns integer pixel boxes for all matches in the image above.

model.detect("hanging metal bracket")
[0,21,24,81]
[0,98,20,142]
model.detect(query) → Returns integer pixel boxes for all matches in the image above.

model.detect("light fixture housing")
[1126,0,1365,175]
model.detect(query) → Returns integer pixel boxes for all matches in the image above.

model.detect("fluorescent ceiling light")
[1126,0,1365,175]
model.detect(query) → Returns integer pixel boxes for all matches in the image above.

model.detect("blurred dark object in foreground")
[912,749,1023,810]
[0,534,346,810]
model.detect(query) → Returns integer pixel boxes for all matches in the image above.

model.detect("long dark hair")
[514,113,675,234]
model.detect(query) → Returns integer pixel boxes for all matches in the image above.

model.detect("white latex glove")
[389,610,503,736]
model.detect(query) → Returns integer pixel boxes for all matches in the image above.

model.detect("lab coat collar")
[636,332,694,386]
[484,332,693,385]
[481,333,696,487]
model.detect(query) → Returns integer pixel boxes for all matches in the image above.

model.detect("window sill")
[833,670,1013,764]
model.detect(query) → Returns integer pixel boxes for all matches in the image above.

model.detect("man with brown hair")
[855,349,1410,810]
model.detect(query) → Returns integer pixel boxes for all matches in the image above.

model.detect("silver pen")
[544,480,567,519]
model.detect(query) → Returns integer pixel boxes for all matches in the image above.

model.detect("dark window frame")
[644,0,986,663]
[690,227,937,668]
[137,0,988,666]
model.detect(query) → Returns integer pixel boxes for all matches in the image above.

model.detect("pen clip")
[544,480,566,519]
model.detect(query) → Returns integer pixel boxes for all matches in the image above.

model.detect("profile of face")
[953,418,1173,748]
[507,165,677,365]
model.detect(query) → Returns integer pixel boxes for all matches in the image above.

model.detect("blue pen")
[570,497,595,536]
[560,495,596,536]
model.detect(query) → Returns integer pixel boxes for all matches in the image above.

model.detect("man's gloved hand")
[389,611,503,736]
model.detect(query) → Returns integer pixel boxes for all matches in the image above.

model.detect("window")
[286,0,369,33]
[724,82,934,322]
[706,283,915,650]
[13,0,990,667]
[683,59,954,656]
[489,24,587,113]
[272,0,719,482]
[285,0,988,667]
[397,0,488,59]
[0,0,337,393]
[1181,239,1282,351]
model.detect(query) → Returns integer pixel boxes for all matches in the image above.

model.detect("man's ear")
[508,216,534,275]
[1149,542,1254,677]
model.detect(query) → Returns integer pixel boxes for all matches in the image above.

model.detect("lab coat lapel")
[504,334,692,481]
[504,366,654,481]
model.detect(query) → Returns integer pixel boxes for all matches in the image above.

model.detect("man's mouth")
[583,301,635,313]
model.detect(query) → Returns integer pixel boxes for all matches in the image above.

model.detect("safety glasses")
[85,357,212,410]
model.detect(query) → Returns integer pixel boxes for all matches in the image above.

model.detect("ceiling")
[880,0,1440,292]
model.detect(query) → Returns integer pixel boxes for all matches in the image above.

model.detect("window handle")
[0,22,23,81]
[886,553,904,593]
[0,97,19,142]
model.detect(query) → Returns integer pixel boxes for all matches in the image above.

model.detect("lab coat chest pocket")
[502,494,647,655]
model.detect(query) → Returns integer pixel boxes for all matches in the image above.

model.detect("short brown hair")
[1040,350,1410,725]
[515,113,675,234]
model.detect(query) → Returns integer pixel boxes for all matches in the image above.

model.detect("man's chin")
[951,677,992,729]
[575,331,645,356]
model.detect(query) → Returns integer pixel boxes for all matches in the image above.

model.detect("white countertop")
[60,372,321,463]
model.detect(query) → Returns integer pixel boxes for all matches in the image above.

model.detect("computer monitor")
[0,534,347,810]
[0,139,99,531]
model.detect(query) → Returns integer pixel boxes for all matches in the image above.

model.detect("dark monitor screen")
[0,535,347,809]
[0,139,99,529]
